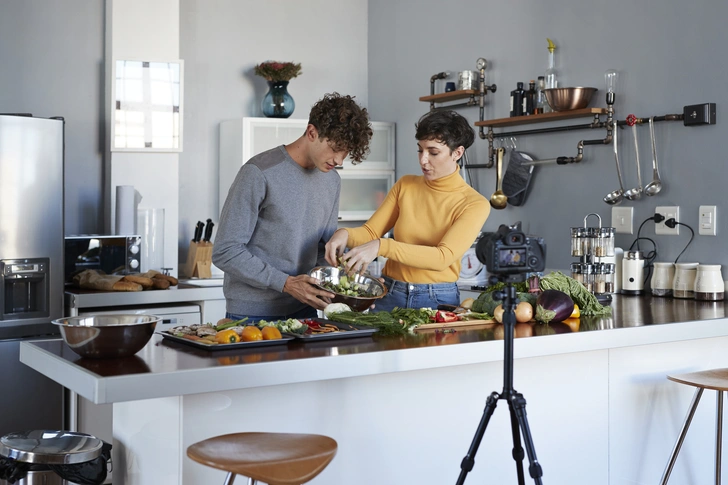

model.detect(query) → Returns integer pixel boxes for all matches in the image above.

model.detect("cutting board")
[414,319,496,333]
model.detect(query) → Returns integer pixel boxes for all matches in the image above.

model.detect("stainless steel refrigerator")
[0,114,65,435]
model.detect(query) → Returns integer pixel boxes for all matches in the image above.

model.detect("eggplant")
[535,290,574,324]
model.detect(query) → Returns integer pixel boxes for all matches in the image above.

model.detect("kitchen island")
[20,295,728,485]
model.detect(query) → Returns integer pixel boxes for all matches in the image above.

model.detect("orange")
[241,326,263,342]
[261,326,282,340]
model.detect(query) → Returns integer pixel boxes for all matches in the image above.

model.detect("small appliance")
[64,235,142,283]
[621,250,645,295]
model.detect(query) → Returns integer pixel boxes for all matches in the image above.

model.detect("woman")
[325,110,490,312]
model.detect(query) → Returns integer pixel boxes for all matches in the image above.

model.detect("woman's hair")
[308,92,373,164]
[415,110,475,153]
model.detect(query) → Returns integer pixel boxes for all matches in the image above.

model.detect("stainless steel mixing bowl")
[52,314,160,359]
[544,87,598,111]
[309,266,387,312]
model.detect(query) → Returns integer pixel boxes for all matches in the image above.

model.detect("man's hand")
[283,274,334,311]
[325,229,349,267]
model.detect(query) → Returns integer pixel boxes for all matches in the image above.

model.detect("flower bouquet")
[253,61,302,82]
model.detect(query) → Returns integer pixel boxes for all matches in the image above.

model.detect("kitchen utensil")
[53,314,160,359]
[604,121,625,205]
[694,264,724,301]
[651,262,675,297]
[624,122,643,200]
[672,262,699,299]
[644,117,663,196]
[543,87,598,111]
[203,218,214,242]
[502,150,536,206]
[193,221,204,242]
[490,147,508,210]
[308,266,387,312]
[622,250,645,295]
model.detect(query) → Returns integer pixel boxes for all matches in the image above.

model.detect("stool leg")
[222,472,236,485]
[660,387,704,485]
[716,390,723,485]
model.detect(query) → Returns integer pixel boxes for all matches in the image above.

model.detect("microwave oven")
[64,235,141,283]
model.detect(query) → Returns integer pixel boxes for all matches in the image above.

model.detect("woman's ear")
[452,145,465,161]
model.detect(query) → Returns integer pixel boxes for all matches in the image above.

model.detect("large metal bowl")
[544,87,598,111]
[308,266,387,312]
[52,315,160,359]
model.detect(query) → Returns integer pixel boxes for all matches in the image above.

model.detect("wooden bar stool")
[187,432,337,485]
[660,368,728,484]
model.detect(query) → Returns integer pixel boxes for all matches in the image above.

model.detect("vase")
[261,80,295,118]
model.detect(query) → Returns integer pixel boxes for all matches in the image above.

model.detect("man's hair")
[308,92,372,164]
[415,110,475,154]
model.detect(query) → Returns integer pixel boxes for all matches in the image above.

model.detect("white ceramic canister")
[651,262,675,297]
[694,264,725,301]
[672,262,699,299]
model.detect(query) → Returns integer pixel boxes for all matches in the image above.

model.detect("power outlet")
[655,206,680,235]
[611,206,634,234]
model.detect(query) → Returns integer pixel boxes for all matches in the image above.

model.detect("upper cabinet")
[219,117,396,220]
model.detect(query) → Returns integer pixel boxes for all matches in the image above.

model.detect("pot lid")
[0,430,103,464]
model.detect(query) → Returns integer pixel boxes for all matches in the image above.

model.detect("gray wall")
[368,0,727,272]
[0,0,105,235]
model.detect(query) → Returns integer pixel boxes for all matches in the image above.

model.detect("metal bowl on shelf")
[308,266,387,312]
[52,314,160,359]
[544,87,598,111]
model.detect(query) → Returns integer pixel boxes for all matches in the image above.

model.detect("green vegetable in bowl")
[323,303,352,319]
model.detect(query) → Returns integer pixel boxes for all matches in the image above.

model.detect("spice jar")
[595,227,615,257]
[570,227,589,257]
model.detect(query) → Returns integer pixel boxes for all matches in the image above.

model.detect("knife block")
[184,241,213,278]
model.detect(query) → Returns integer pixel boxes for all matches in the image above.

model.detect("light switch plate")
[612,207,634,234]
[699,205,717,236]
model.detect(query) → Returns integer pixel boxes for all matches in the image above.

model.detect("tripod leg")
[511,392,544,485]
[507,401,527,485]
[456,391,500,485]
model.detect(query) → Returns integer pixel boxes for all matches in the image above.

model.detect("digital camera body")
[476,223,546,277]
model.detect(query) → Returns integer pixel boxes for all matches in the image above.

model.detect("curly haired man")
[213,93,372,322]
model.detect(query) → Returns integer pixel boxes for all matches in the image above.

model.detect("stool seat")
[668,368,728,392]
[187,432,337,485]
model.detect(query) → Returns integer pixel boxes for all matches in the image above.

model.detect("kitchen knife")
[203,218,214,242]
[193,221,204,242]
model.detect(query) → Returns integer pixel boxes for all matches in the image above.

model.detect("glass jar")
[572,263,595,292]
[570,227,589,257]
[594,227,615,257]
[602,263,616,293]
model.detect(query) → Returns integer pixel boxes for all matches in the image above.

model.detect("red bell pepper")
[434,311,460,323]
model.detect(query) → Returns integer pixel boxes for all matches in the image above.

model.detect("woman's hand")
[341,239,380,275]
[325,229,349,266]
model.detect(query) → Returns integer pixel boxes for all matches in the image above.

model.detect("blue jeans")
[374,276,460,313]
[226,306,317,324]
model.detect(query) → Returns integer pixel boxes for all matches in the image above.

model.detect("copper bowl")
[52,314,160,359]
[308,266,387,312]
[544,87,598,111]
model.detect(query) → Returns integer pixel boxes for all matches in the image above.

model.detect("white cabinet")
[219,117,395,221]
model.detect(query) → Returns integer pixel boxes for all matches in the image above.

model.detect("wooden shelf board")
[474,108,608,128]
[419,90,478,103]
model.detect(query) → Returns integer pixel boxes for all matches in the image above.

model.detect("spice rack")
[569,213,616,297]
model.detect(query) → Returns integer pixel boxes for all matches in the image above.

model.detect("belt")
[383,276,457,293]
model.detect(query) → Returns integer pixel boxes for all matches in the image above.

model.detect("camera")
[475,223,546,279]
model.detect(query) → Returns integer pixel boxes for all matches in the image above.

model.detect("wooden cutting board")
[414,319,496,333]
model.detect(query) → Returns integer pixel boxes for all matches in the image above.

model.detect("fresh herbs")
[326,307,436,335]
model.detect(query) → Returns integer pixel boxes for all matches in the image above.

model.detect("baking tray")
[292,319,378,341]
[158,332,295,351]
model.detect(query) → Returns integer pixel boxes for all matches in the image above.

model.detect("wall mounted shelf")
[475,108,607,128]
[419,90,478,103]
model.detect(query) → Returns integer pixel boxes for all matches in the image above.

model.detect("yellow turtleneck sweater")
[346,169,490,284]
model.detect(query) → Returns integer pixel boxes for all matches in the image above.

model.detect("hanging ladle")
[644,116,663,196]
[623,115,643,200]
[490,147,507,209]
[603,120,625,205]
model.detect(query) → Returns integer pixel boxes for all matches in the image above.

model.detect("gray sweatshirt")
[212,145,340,316]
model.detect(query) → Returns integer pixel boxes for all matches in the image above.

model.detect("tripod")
[456,276,544,485]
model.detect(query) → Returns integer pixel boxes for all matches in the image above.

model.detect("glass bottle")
[524,80,536,115]
[535,76,546,114]
[545,38,558,90]
[510,82,525,117]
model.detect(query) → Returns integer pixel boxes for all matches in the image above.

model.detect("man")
[212,93,372,323]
